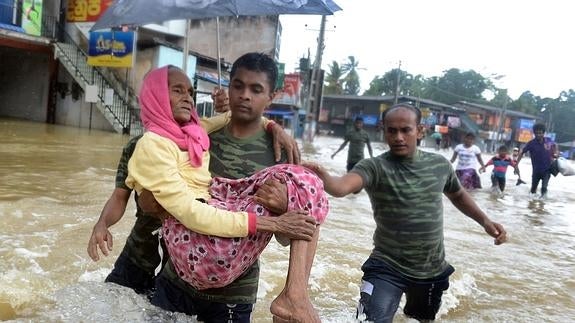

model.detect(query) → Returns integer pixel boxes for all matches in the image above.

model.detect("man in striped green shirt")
[305,103,507,322]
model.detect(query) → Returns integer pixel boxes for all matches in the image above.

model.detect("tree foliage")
[320,56,575,145]
[507,91,538,115]
[425,68,489,105]
[341,56,361,95]
[324,61,344,95]
[363,68,411,96]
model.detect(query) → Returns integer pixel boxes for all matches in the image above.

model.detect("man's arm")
[514,149,526,174]
[552,142,559,158]
[444,188,507,245]
[211,87,229,113]
[331,140,349,159]
[302,162,364,197]
[87,188,131,261]
[366,137,374,158]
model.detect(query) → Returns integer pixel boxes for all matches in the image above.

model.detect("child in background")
[451,132,485,190]
[512,147,526,185]
[480,145,519,195]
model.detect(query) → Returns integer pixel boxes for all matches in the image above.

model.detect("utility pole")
[182,20,191,74]
[303,15,326,144]
[496,91,509,149]
[393,60,402,104]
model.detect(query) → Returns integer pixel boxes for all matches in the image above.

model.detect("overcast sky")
[278,0,574,99]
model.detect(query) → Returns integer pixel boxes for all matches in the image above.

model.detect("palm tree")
[341,56,361,95]
[324,61,344,94]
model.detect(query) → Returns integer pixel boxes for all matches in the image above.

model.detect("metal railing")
[0,3,141,135]
[52,28,142,134]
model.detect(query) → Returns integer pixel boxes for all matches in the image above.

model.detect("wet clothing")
[523,137,556,174]
[105,134,165,294]
[455,169,482,190]
[126,131,257,238]
[351,150,461,279]
[163,164,329,290]
[344,128,371,165]
[491,174,506,192]
[351,150,460,321]
[486,156,515,192]
[357,257,454,323]
[522,137,556,195]
[453,144,482,190]
[106,113,233,294]
[346,161,359,172]
[152,273,253,323]
[486,156,516,179]
[155,127,280,305]
[531,172,551,196]
[453,144,481,170]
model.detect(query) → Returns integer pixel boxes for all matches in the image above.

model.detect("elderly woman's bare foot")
[270,291,320,323]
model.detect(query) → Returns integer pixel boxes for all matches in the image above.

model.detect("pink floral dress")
[162,164,329,290]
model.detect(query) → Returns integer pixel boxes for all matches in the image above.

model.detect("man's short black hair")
[533,123,546,133]
[355,116,364,122]
[382,103,422,125]
[230,52,278,93]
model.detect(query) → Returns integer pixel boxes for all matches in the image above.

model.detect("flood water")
[1,118,574,322]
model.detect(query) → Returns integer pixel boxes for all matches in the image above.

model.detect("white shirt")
[454,144,481,170]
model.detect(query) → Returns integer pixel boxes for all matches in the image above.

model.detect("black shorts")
[105,252,157,296]
[151,273,253,322]
[347,161,359,172]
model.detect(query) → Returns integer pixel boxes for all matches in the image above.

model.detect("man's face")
[168,69,194,125]
[229,67,274,123]
[384,108,422,158]
[354,120,364,130]
[534,129,545,142]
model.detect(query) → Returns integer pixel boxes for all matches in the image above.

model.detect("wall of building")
[54,66,115,131]
[188,16,280,64]
[0,46,50,121]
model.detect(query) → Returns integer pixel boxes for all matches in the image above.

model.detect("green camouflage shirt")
[345,129,371,164]
[162,125,283,304]
[352,150,461,279]
[115,134,164,274]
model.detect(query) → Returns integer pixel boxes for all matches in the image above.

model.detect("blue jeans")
[356,257,454,323]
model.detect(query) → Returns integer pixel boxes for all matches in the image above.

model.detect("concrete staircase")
[52,36,142,135]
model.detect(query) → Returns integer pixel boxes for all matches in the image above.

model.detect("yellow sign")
[421,107,431,118]
[517,129,533,143]
[379,103,388,113]
[87,31,135,68]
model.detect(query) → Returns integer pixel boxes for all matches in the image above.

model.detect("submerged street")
[1,119,574,322]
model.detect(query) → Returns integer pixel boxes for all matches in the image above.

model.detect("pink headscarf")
[139,66,210,167]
